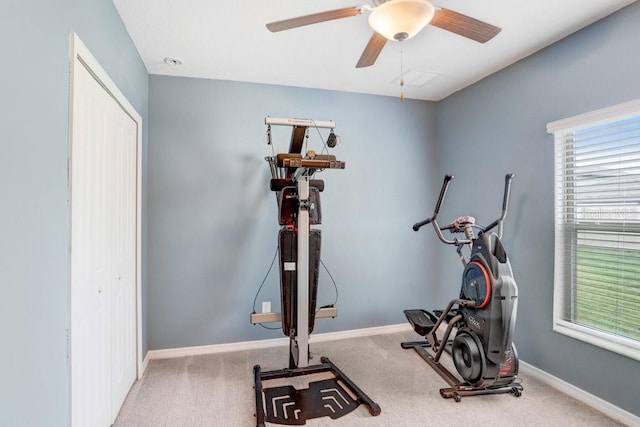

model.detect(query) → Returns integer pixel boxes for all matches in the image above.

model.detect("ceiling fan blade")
[266,7,361,32]
[430,8,501,43]
[356,32,387,68]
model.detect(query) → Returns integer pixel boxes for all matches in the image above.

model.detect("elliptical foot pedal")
[404,309,439,336]
[433,309,457,323]
[262,378,358,425]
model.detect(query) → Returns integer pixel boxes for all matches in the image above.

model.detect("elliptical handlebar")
[483,173,515,238]
[411,218,432,232]
[412,173,515,244]
[412,174,453,232]
[412,174,458,245]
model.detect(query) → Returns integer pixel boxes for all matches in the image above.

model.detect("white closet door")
[108,94,138,421]
[70,53,137,426]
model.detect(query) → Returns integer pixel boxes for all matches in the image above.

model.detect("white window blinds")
[548,99,640,361]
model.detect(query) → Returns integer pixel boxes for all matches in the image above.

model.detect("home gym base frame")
[253,358,381,426]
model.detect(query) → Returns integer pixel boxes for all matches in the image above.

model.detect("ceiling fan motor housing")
[368,0,435,41]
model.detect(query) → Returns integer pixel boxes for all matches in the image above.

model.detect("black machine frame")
[403,174,523,402]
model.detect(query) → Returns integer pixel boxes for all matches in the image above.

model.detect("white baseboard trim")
[143,323,412,362]
[141,352,151,376]
[520,361,639,427]
[311,322,412,343]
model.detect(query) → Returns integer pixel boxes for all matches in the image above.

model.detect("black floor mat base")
[262,378,358,425]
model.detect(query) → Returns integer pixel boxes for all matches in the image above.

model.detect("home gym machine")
[251,117,380,426]
[403,173,523,402]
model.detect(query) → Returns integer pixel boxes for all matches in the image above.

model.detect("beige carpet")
[114,331,627,426]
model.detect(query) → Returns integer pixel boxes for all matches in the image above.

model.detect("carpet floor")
[114,330,627,427]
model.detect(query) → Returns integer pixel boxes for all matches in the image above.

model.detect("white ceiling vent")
[393,69,439,87]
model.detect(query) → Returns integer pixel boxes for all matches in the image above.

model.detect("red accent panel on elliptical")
[468,261,492,309]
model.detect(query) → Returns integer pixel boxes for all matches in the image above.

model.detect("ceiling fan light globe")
[368,0,435,42]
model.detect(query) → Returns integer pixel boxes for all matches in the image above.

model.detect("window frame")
[548,98,640,362]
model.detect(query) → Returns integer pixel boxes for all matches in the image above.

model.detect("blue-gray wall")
[0,1,148,426]
[3,0,640,424]
[147,76,437,350]
[434,2,640,417]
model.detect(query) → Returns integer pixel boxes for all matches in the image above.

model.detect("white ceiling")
[113,0,636,101]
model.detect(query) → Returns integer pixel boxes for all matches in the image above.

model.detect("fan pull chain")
[400,49,405,101]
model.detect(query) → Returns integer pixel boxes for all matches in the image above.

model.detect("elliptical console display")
[403,174,523,401]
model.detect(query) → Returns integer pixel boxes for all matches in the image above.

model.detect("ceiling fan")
[266,0,501,68]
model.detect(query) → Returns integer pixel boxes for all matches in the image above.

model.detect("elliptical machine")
[403,173,523,402]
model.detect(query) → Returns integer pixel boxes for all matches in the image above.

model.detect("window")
[548,99,640,361]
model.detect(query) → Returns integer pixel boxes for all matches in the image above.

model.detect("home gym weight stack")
[251,117,380,426]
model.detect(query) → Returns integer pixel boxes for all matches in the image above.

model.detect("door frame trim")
[67,32,143,421]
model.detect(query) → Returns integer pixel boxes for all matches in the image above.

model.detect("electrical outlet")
[262,301,271,313]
